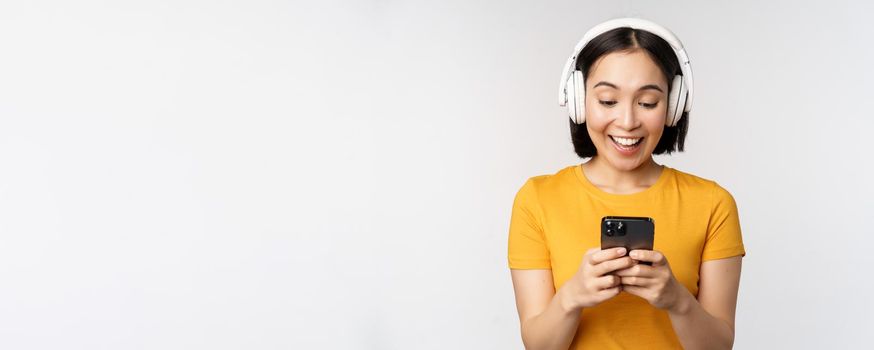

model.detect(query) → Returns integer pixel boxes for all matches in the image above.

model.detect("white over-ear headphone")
[558,18,694,126]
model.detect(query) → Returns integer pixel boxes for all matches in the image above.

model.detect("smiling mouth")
[609,135,644,152]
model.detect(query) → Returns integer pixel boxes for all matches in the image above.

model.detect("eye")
[639,102,659,109]
[599,100,617,107]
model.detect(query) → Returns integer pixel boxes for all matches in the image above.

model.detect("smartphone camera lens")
[605,221,614,236]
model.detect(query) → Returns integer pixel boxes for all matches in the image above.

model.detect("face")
[585,49,669,171]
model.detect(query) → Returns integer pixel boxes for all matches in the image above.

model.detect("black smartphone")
[601,216,655,265]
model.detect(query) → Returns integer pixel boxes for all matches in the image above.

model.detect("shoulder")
[669,167,737,207]
[512,165,579,207]
[517,165,579,194]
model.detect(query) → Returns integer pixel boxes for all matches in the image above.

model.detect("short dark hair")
[569,27,689,158]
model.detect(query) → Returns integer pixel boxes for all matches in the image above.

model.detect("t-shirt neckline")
[573,163,672,203]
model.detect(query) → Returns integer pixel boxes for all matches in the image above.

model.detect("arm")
[510,248,635,350]
[510,269,580,350]
[668,256,743,350]
[617,252,742,350]
[665,183,746,348]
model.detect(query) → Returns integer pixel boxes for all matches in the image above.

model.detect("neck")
[581,156,663,194]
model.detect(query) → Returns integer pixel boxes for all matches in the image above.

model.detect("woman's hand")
[615,249,687,312]
[564,247,638,310]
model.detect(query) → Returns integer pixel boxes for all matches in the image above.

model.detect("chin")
[604,156,646,171]
[600,141,655,171]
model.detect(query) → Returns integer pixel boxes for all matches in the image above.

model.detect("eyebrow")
[593,81,664,93]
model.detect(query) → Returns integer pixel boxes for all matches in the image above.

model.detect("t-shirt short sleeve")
[701,183,747,261]
[507,178,552,269]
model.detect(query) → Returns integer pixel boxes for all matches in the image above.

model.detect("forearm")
[520,285,582,350]
[668,288,734,350]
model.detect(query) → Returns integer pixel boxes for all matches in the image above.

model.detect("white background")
[0,0,872,349]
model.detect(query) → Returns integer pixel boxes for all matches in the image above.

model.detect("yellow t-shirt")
[507,164,746,349]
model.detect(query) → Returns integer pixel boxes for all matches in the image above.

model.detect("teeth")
[612,136,641,146]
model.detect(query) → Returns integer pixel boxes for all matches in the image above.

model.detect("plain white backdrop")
[0,0,872,348]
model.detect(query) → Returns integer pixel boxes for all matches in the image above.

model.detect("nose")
[615,101,641,130]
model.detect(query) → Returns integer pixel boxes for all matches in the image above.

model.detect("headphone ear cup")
[571,70,585,124]
[667,75,686,126]
[565,74,577,122]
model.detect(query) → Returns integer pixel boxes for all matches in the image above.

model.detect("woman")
[507,18,745,349]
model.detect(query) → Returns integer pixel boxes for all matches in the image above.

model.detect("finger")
[613,264,656,278]
[593,256,637,277]
[580,248,599,267]
[621,285,647,299]
[598,285,622,299]
[584,248,599,259]
[613,267,633,277]
[594,274,621,290]
[630,249,667,266]
[620,276,653,287]
[590,247,627,265]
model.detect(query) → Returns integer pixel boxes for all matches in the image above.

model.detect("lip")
[609,135,644,156]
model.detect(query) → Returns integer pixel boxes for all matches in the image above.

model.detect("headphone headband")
[558,18,695,114]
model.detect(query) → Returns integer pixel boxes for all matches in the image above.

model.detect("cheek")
[643,123,665,151]
[645,117,663,131]
[639,109,667,138]
[585,119,607,142]
[584,108,610,135]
